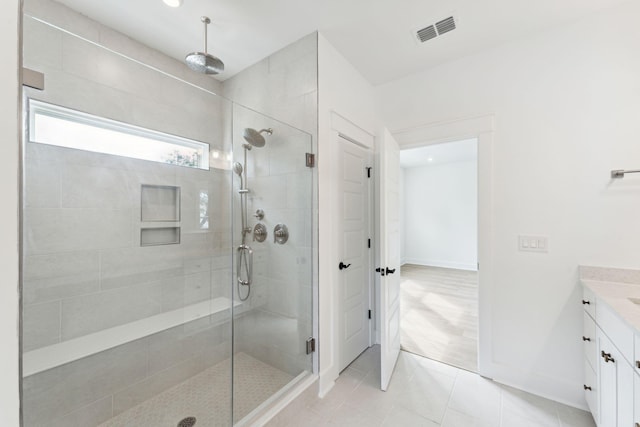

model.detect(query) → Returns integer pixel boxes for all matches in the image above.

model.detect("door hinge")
[368,309,372,319]
[306,153,315,168]
[366,167,372,178]
[368,238,371,249]
[306,337,316,354]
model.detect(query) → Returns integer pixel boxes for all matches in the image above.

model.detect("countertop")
[580,266,640,334]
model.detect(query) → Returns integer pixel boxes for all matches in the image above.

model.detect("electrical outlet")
[519,235,548,253]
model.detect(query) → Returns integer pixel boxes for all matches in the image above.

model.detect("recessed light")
[428,157,433,162]
[163,0,183,8]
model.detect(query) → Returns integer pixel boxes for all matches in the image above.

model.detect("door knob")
[339,261,351,270]
[582,336,591,342]
[385,267,396,275]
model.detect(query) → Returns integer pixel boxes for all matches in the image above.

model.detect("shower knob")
[273,223,289,244]
[253,223,267,242]
[253,209,265,220]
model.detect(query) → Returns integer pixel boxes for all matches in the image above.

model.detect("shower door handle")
[339,261,351,270]
[385,267,396,275]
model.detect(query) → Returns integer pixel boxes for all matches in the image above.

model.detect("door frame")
[390,114,495,379]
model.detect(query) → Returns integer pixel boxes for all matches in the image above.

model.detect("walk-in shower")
[20,2,315,425]
[235,128,273,301]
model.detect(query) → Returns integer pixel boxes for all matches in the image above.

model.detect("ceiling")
[54,0,627,85]
[400,139,477,168]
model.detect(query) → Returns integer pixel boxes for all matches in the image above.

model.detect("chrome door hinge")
[306,153,315,168]
[306,337,316,354]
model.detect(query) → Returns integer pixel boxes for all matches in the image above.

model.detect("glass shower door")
[231,104,313,423]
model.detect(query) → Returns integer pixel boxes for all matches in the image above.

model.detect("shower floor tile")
[99,352,293,427]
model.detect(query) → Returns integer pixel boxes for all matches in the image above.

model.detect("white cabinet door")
[635,373,640,427]
[617,350,634,427]
[598,327,635,427]
[598,329,617,427]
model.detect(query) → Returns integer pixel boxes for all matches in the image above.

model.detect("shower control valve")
[253,223,267,242]
[273,223,289,244]
[253,209,265,220]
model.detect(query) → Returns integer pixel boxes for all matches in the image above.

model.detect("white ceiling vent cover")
[414,16,457,44]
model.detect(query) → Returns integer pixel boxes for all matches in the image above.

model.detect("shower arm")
[202,17,209,54]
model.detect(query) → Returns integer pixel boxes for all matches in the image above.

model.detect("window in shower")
[27,99,210,170]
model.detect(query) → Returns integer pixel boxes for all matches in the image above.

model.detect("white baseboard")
[403,258,477,271]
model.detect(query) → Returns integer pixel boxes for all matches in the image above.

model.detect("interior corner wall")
[317,32,377,395]
[0,0,21,425]
[375,1,640,408]
[403,159,478,271]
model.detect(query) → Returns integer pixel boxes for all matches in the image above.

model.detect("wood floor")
[400,264,478,372]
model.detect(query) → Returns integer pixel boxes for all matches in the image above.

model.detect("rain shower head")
[243,128,273,148]
[185,16,224,75]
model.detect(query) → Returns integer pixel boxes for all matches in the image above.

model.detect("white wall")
[376,1,640,408]
[0,0,20,425]
[317,33,377,395]
[403,159,477,270]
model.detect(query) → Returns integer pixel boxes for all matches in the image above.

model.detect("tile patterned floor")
[99,353,293,427]
[400,265,478,372]
[267,346,596,427]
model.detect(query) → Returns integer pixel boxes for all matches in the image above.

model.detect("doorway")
[398,138,479,372]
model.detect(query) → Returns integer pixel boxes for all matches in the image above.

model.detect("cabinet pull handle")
[601,350,615,363]
[581,299,590,305]
[582,336,591,342]
[583,385,592,391]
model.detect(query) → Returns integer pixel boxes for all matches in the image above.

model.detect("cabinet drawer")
[582,286,596,319]
[584,360,598,424]
[597,302,634,364]
[583,312,597,370]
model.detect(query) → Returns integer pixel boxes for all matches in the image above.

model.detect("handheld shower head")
[243,127,273,148]
[233,162,243,176]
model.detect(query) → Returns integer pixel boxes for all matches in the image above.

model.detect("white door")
[338,135,372,371]
[378,128,401,391]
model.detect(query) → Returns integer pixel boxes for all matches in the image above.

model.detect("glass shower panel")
[231,104,313,424]
[21,12,233,427]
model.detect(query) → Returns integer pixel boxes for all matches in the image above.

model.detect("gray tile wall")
[22,0,233,425]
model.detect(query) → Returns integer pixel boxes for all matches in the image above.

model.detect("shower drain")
[177,416,197,427]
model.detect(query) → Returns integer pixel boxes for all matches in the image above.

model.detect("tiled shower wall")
[22,0,233,425]
[222,34,318,376]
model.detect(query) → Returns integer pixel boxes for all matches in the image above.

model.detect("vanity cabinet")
[582,286,638,427]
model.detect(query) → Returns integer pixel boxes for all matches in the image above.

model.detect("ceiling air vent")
[414,16,457,44]
[416,25,437,43]
[435,16,456,35]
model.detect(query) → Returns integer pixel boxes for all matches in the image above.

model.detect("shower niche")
[20,1,316,425]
